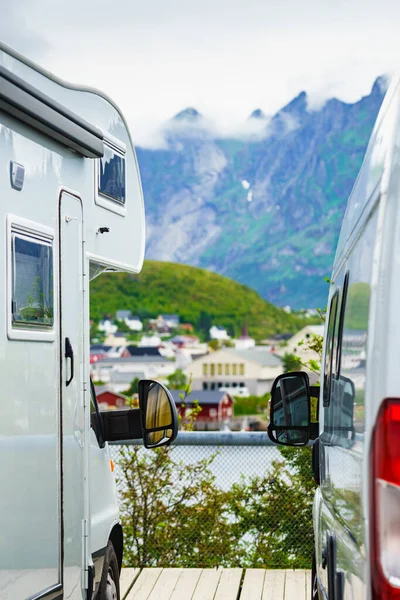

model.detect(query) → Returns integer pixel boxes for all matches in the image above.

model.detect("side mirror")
[268,371,311,446]
[100,380,178,448]
[138,380,178,448]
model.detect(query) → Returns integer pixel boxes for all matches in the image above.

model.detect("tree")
[222,339,234,348]
[118,446,239,568]
[123,377,140,396]
[117,437,315,569]
[282,352,302,373]
[166,369,187,390]
[228,446,315,568]
[208,339,221,351]
[197,311,212,340]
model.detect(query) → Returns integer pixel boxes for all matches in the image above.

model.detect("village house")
[98,318,117,335]
[104,332,129,347]
[90,344,112,364]
[138,334,162,347]
[159,314,180,329]
[115,310,143,331]
[121,346,162,358]
[170,335,200,348]
[170,389,234,430]
[149,314,180,333]
[233,323,255,350]
[91,354,176,393]
[180,323,194,333]
[103,370,146,394]
[186,347,283,396]
[209,325,230,340]
[94,387,128,410]
[273,325,324,364]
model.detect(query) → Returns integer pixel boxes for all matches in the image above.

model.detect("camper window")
[11,233,53,328]
[322,291,338,407]
[98,144,126,205]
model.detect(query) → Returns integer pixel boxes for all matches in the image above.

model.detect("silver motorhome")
[268,78,400,599]
[0,43,177,600]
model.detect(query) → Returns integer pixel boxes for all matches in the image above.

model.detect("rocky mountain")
[135,79,386,309]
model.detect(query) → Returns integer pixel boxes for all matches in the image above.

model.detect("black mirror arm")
[309,386,320,431]
[310,386,320,398]
[101,408,142,443]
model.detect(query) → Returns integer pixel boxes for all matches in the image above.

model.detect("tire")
[311,553,319,600]
[96,541,120,600]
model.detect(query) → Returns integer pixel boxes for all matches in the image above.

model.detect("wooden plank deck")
[122,568,311,600]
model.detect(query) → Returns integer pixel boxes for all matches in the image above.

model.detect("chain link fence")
[109,433,315,570]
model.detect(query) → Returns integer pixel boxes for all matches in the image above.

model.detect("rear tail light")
[370,399,400,599]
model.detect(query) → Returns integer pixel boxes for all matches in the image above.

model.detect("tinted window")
[324,274,354,438]
[12,234,53,328]
[98,145,126,204]
[90,380,104,448]
[322,292,338,407]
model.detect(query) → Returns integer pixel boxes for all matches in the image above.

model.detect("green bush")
[117,443,315,569]
[233,394,270,416]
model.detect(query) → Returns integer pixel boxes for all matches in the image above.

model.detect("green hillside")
[90,260,306,340]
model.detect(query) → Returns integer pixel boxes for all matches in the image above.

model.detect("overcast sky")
[2,0,400,145]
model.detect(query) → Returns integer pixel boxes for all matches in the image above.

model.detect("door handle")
[65,337,74,387]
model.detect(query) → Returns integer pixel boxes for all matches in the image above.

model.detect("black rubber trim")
[92,545,107,559]
[27,583,63,600]
[0,65,104,158]
[92,546,107,597]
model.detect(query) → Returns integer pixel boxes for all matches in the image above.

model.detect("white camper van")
[268,77,400,600]
[0,43,178,600]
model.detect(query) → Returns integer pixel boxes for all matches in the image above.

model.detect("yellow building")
[186,347,282,396]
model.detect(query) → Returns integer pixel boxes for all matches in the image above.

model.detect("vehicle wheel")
[311,553,319,600]
[97,541,120,600]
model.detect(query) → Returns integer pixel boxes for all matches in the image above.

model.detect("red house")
[171,390,234,425]
[94,387,128,410]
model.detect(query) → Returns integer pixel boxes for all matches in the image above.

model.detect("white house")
[233,323,255,350]
[209,325,230,340]
[125,315,143,331]
[274,325,324,366]
[138,334,162,347]
[98,318,117,335]
[186,347,283,396]
[159,314,180,329]
[115,310,143,331]
[91,355,176,393]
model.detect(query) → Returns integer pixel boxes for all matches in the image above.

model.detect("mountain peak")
[281,91,308,115]
[371,75,390,97]
[173,107,202,122]
[248,109,268,120]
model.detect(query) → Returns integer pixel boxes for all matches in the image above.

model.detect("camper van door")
[60,191,86,597]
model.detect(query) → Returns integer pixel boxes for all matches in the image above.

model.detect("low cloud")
[304,71,392,112]
[134,112,276,149]
[215,116,272,141]
[133,103,311,149]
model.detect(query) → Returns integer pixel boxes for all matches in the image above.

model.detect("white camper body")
[313,77,400,600]
[0,43,145,600]
[267,77,400,600]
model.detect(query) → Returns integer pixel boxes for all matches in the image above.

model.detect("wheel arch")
[109,523,123,573]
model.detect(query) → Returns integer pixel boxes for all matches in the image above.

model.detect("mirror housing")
[100,380,178,448]
[138,380,178,448]
[101,408,142,442]
[268,371,311,446]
